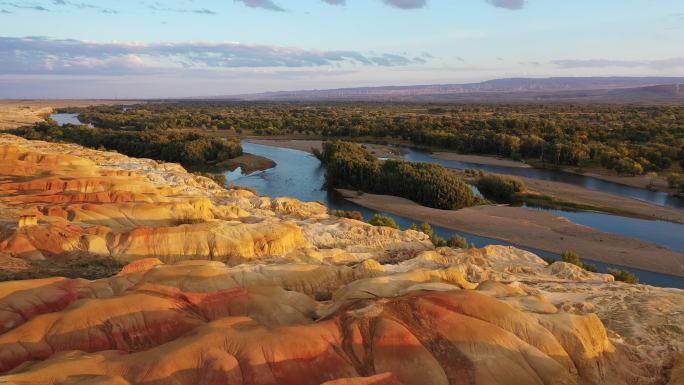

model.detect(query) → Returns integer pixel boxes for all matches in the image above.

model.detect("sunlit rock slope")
[0,134,681,385]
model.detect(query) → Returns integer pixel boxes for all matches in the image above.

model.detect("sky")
[0,0,683,98]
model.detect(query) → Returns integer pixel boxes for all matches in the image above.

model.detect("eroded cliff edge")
[0,134,682,385]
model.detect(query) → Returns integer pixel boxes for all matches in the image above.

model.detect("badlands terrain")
[0,134,682,385]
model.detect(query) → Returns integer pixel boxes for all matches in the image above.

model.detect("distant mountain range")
[224,77,684,103]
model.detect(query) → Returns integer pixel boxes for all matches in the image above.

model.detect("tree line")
[11,120,242,166]
[65,102,684,177]
[318,141,476,210]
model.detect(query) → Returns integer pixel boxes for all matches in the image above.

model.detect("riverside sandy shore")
[245,138,405,159]
[433,149,676,193]
[431,151,532,168]
[337,188,684,277]
[515,174,684,223]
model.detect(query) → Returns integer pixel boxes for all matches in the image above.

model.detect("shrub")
[415,222,449,247]
[476,174,525,202]
[419,222,433,239]
[447,235,471,249]
[229,184,257,194]
[667,173,684,193]
[560,250,582,266]
[331,209,364,221]
[583,263,598,273]
[368,214,399,229]
[194,172,227,187]
[608,268,640,284]
[560,250,598,272]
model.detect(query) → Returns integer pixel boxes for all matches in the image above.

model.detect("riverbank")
[463,171,684,224]
[337,188,684,277]
[245,138,405,159]
[431,151,532,168]
[217,153,276,174]
[562,166,675,193]
[433,149,678,194]
[247,138,684,223]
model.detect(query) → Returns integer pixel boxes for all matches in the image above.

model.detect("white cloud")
[383,0,427,9]
[485,0,525,10]
[0,36,425,75]
[234,0,285,12]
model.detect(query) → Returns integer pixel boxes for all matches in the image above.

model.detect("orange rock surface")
[0,260,655,385]
[0,134,681,385]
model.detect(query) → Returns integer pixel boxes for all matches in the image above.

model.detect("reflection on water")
[403,148,684,210]
[230,142,684,288]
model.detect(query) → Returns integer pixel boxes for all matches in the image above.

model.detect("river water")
[50,113,93,127]
[229,142,683,288]
[403,148,684,210]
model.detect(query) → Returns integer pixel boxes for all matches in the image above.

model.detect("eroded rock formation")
[0,134,681,385]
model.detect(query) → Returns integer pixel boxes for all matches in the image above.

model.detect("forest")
[10,119,243,166]
[64,102,684,177]
[318,141,476,210]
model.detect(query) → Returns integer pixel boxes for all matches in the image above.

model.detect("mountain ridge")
[221,77,684,103]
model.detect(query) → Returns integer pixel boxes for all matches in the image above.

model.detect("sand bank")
[510,174,684,224]
[337,189,684,277]
[431,151,532,168]
[218,153,276,174]
[245,139,405,159]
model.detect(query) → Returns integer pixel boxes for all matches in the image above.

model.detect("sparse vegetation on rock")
[331,209,364,221]
[447,234,472,249]
[561,250,598,272]
[368,214,399,229]
[608,268,640,284]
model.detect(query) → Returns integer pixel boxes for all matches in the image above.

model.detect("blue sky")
[1,0,683,98]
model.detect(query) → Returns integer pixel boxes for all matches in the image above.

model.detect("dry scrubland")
[0,134,681,384]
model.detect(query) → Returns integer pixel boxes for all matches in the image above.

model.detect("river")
[48,113,683,287]
[403,148,684,210]
[229,142,683,288]
[50,113,94,127]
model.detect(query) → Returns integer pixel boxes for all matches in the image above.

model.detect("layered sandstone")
[0,134,681,385]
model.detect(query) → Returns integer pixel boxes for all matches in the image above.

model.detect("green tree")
[476,174,525,203]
